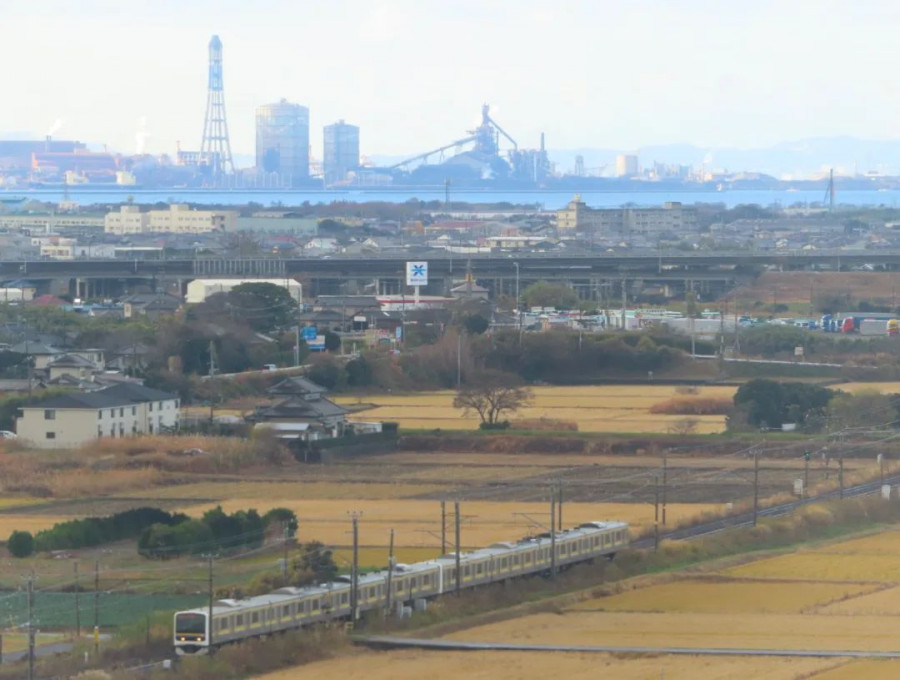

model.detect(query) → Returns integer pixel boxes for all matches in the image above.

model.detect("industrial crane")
[388,104,517,170]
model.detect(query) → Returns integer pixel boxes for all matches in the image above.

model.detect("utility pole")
[26,572,35,680]
[661,450,668,526]
[208,339,217,377]
[557,481,563,531]
[282,526,289,580]
[456,334,462,388]
[205,554,214,651]
[550,488,557,577]
[514,262,522,345]
[440,501,447,555]
[804,451,810,498]
[386,529,395,616]
[349,512,361,622]
[74,562,80,638]
[454,501,461,596]
[654,476,660,524]
[753,451,760,527]
[93,560,99,654]
[654,476,660,552]
[839,453,844,500]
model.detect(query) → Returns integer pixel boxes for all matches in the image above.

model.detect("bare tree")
[453,370,532,427]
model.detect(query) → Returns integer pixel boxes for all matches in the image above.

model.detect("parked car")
[0,431,17,439]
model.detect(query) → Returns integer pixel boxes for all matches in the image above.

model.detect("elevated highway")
[2,250,897,299]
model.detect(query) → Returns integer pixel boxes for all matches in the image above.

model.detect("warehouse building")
[185,278,303,304]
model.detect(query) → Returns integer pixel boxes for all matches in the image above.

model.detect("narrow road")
[2,641,73,664]
[358,636,900,659]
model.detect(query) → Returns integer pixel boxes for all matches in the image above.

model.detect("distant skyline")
[4,0,900,167]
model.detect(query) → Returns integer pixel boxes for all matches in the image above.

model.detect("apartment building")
[16,383,180,449]
[104,204,237,235]
[557,196,698,234]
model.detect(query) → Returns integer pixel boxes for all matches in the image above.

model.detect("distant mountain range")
[374,137,900,179]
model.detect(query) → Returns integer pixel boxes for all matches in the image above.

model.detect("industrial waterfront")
[7,187,900,209]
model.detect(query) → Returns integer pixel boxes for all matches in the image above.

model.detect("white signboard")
[406,261,428,287]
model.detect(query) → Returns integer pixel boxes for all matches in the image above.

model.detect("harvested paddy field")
[443,610,900,651]
[175,498,715,547]
[251,650,838,680]
[429,526,900,663]
[571,579,877,614]
[334,385,734,433]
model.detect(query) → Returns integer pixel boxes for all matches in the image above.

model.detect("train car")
[173,520,628,655]
[888,319,899,336]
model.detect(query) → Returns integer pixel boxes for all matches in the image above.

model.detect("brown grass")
[443,609,900,651]
[650,396,733,415]
[251,651,836,680]
[508,418,578,431]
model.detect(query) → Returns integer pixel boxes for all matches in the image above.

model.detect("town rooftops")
[23,383,176,410]
[253,395,348,420]
[46,353,97,369]
[267,376,329,396]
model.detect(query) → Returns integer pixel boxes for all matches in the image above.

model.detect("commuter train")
[173,520,629,654]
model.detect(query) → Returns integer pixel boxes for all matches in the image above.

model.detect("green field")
[0,592,205,629]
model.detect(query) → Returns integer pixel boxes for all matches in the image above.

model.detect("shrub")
[138,505,296,559]
[509,418,578,431]
[650,396,733,415]
[667,418,699,434]
[7,530,34,558]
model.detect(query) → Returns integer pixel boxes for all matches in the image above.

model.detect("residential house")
[16,383,180,449]
[249,377,349,443]
[122,293,182,320]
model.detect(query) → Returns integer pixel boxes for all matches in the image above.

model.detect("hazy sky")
[4,0,900,163]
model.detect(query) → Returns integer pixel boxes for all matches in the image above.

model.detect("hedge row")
[137,506,297,559]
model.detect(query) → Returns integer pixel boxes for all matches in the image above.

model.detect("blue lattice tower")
[200,35,234,178]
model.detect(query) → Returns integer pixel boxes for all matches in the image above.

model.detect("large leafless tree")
[453,370,532,427]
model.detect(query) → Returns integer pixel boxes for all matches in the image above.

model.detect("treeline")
[8,507,185,557]
[138,506,297,559]
[479,330,693,383]
[6,506,297,559]
[307,329,701,393]
[731,378,900,432]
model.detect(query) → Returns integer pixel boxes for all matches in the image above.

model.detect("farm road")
[358,636,900,659]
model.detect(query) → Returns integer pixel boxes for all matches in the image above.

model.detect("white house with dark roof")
[250,377,348,441]
[16,383,180,449]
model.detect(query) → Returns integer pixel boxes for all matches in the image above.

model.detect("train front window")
[175,613,206,635]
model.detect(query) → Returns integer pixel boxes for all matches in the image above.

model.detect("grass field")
[443,609,900,652]
[571,579,877,614]
[0,515,77,535]
[251,650,838,680]
[725,553,900,582]
[728,271,900,306]
[335,385,734,433]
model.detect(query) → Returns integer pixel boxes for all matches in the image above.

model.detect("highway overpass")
[1,250,896,299]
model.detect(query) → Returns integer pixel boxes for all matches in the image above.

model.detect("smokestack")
[540,132,545,153]
[45,135,50,152]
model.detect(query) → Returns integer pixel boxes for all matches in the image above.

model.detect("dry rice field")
[176,498,716,548]
[252,650,842,680]
[257,526,900,679]
[335,385,735,433]
[420,527,900,677]
[249,521,900,679]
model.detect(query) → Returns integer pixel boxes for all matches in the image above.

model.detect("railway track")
[632,473,900,548]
